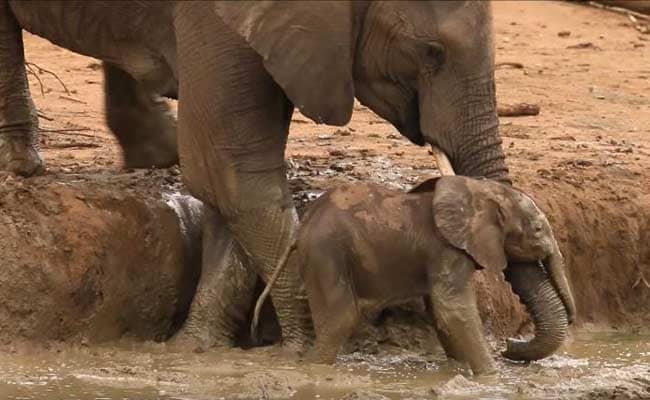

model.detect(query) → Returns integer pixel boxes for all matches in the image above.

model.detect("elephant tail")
[250,236,298,344]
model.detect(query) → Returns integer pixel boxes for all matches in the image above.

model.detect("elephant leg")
[173,206,258,348]
[429,256,496,375]
[104,62,178,169]
[0,2,43,176]
[173,6,311,348]
[305,256,359,363]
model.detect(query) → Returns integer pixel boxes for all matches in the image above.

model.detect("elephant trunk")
[545,239,577,324]
[433,78,511,185]
[503,260,569,361]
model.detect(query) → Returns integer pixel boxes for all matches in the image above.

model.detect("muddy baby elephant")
[255,175,575,375]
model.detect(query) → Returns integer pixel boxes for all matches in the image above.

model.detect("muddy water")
[0,331,648,400]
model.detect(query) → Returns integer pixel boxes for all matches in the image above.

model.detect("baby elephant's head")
[412,175,576,339]
[412,175,555,269]
[495,187,555,262]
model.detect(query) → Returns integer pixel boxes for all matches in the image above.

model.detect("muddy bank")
[1,161,649,350]
[0,169,202,345]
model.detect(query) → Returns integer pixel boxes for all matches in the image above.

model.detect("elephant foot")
[0,134,44,176]
[281,339,310,358]
[122,141,178,170]
[168,329,234,353]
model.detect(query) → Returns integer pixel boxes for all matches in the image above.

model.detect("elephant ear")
[213,1,355,126]
[433,176,507,273]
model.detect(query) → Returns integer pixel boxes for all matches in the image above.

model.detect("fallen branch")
[25,62,71,95]
[629,14,650,34]
[45,142,100,149]
[585,1,650,22]
[496,62,525,69]
[498,103,541,117]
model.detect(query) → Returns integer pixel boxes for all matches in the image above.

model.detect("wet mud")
[0,331,648,399]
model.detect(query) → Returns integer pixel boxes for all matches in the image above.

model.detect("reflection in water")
[0,331,648,400]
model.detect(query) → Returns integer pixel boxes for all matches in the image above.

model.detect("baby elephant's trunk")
[502,260,569,361]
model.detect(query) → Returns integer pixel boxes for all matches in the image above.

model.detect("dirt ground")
[1,1,650,399]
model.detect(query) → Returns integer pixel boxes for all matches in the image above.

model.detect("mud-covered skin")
[1,1,514,351]
[283,176,574,374]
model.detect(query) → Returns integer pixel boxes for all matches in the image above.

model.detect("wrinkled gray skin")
[1,2,526,350]
[259,176,575,375]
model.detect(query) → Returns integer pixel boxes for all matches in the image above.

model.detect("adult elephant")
[0,1,575,364]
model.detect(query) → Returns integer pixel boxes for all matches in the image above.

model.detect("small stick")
[39,128,91,133]
[36,111,54,121]
[45,142,100,149]
[25,63,46,96]
[39,127,100,140]
[431,145,455,176]
[58,95,86,104]
[45,131,99,140]
[496,62,525,69]
[25,62,71,95]
[498,103,541,117]
[632,272,650,289]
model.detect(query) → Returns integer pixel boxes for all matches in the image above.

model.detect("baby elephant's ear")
[433,176,507,273]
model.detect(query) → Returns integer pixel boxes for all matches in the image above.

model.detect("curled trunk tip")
[503,261,569,361]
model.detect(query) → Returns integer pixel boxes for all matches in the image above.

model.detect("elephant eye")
[425,42,446,69]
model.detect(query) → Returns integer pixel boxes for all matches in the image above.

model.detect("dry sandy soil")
[0,1,649,399]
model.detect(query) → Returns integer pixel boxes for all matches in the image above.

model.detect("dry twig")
[45,142,100,149]
[25,63,46,95]
[58,95,86,104]
[38,128,91,133]
[25,62,71,95]
[498,103,541,117]
[632,270,650,289]
[39,127,99,140]
[36,110,53,121]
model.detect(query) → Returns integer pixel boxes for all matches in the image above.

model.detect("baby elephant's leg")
[305,254,359,364]
[429,256,496,375]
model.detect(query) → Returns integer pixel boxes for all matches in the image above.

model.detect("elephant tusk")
[431,145,456,176]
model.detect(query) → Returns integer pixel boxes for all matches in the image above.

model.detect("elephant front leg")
[429,255,496,375]
[0,2,43,176]
[104,63,178,169]
[174,5,312,350]
[173,207,258,349]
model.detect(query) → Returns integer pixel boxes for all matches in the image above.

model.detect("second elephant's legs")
[0,1,42,176]
[429,256,496,375]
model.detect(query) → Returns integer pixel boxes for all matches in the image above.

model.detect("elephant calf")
[255,176,576,375]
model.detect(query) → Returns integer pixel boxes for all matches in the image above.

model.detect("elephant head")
[213,1,509,183]
[430,176,576,361]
